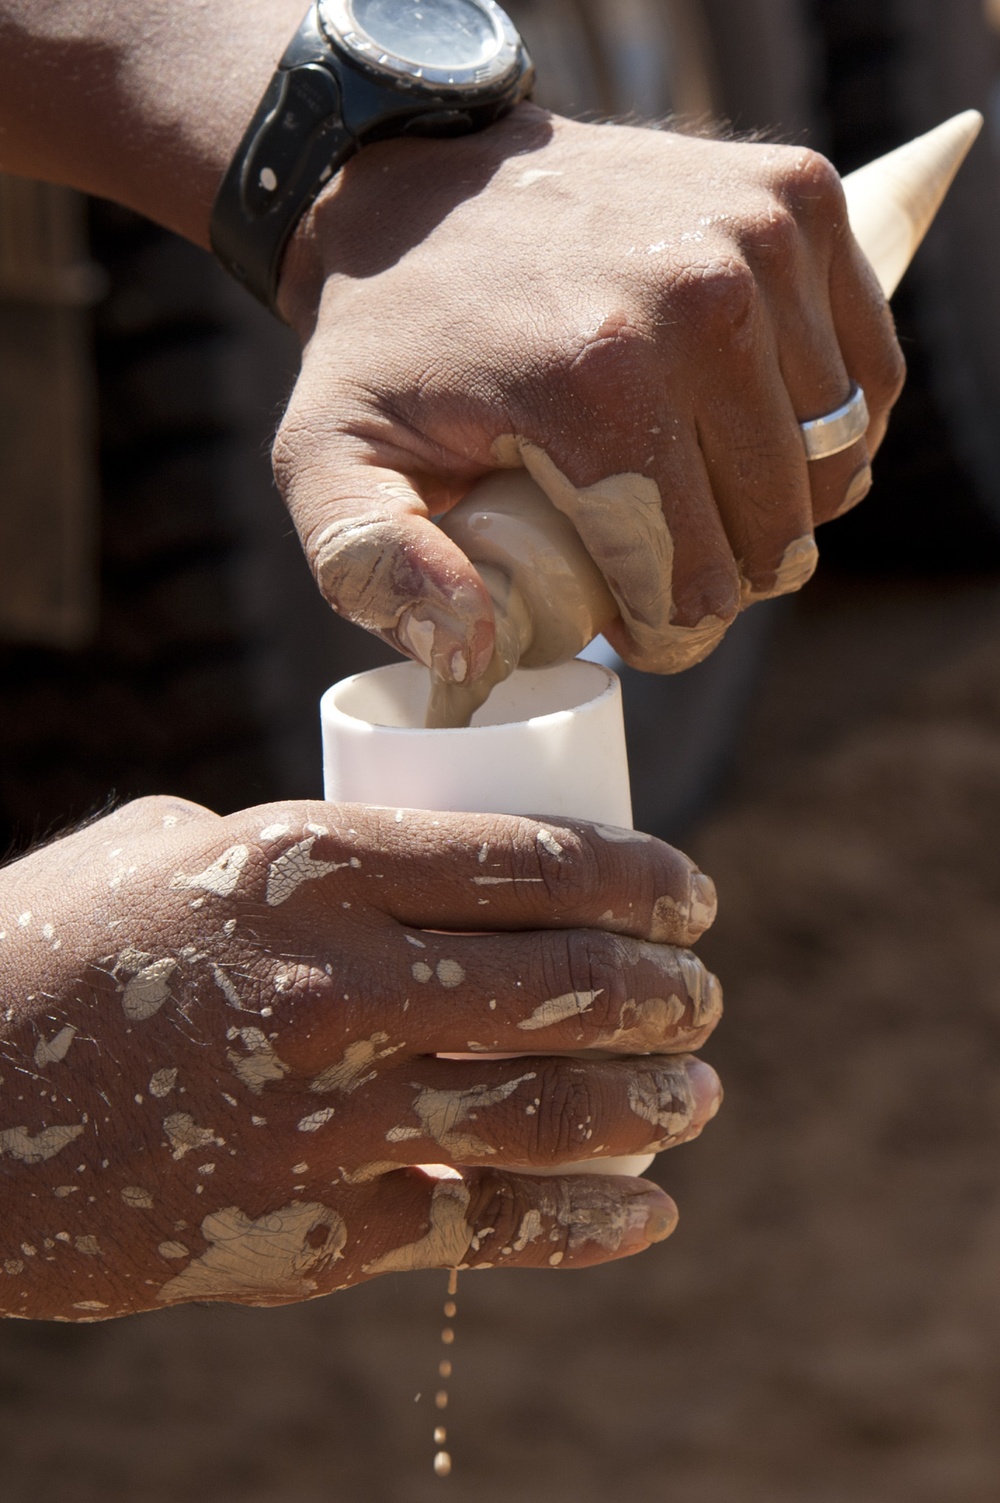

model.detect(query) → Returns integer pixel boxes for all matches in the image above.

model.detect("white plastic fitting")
[321,658,654,1177]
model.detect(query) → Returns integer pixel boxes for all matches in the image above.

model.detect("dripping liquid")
[432,1268,458,1477]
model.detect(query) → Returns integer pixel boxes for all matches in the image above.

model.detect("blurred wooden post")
[0,176,104,648]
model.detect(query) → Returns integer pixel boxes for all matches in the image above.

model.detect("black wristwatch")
[210,0,533,312]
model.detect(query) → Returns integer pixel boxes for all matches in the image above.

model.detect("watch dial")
[351,0,500,69]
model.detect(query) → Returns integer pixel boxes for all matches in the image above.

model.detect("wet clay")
[428,470,616,728]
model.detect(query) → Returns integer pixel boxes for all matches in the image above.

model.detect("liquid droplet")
[441,1326,455,1345]
[435,1390,449,1410]
[434,1450,452,1477]
[434,1426,447,1445]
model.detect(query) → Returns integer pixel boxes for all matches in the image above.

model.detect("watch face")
[353,0,498,68]
[321,0,522,90]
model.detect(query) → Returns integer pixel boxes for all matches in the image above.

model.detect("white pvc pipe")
[321,659,653,1177]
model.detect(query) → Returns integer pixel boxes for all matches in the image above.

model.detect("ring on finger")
[800,382,869,461]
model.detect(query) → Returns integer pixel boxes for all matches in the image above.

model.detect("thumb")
[279,452,496,685]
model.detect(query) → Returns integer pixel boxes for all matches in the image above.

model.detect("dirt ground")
[4,571,1000,1503]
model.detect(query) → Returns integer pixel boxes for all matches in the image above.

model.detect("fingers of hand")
[347,1169,678,1282]
[335,1053,721,1171]
[828,230,906,483]
[284,804,717,946]
[376,927,722,1057]
[271,420,495,682]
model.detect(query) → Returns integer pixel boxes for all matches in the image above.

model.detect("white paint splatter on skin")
[258,824,292,842]
[265,837,350,907]
[120,957,177,1022]
[310,1034,403,1095]
[591,824,650,845]
[53,1185,78,1198]
[33,1025,76,1068]
[472,876,545,886]
[158,1241,188,1259]
[162,1112,224,1161]
[386,1125,422,1142]
[75,1235,100,1256]
[436,960,464,989]
[210,963,244,1011]
[627,1064,697,1140]
[156,1202,346,1303]
[73,1301,108,1311]
[412,962,433,983]
[412,1073,537,1158]
[297,1107,336,1133]
[512,1208,543,1252]
[517,990,603,1031]
[513,167,563,189]
[0,1123,84,1163]
[405,935,426,949]
[149,1068,177,1098]
[121,1186,154,1209]
[226,1028,291,1094]
[363,1179,472,1275]
[535,828,564,859]
[172,844,250,899]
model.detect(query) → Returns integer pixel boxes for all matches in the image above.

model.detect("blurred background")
[3,0,1000,1498]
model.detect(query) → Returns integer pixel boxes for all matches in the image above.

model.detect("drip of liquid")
[432,1267,459,1478]
[429,471,616,729]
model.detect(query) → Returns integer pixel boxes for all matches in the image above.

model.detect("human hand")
[275,105,905,680]
[0,795,721,1319]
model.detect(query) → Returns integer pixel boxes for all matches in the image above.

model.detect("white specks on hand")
[53,1185,78,1198]
[158,1241,189,1260]
[223,918,237,938]
[210,963,244,1011]
[535,828,564,859]
[363,1179,472,1276]
[3,1259,24,1275]
[119,956,177,1022]
[172,843,250,899]
[33,1024,77,1068]
[513,167,563,189]
[17,912,31,928]
[251,1115,267,1127]
[74,1235,101,1257]
[405,934,426,949]
[412,962,433,983]
[517,990,603,1031]
[0,1123,85,1164]
[258,824,292,842]
[297,1106,336,1133]
[436,960,464,989]
[512,1208,543,1252]
[310,1034,403,1095]
[472,876,544,885]
[197,1162,215,1176]
[156,1201,347,1303]
[148,1067,178,1099]
[73,1300,108,1311]
[162,1112,224,1161]
[265,837,349,907]
[386,1125,422,1142]
[226,1028,290,1094]
[121,1186,154,1209]
[413,1073,536,1158]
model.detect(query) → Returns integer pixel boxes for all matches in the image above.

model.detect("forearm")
[0,0,302,245]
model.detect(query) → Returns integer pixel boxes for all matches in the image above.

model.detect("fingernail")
[637,1190,679,1244]
[839,463,873,516]
[686,1057,723,1124]
[688,871,717,934]
[675,952,724,1030]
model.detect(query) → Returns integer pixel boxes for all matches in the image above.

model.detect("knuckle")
[671,256,759,341]
[563,311,657,399]
[736,201,801,268]
[773,146,846,226]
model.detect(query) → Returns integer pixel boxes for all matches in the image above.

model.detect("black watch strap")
[210,7,355,312]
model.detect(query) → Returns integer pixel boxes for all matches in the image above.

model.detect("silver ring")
[800,383,869,461]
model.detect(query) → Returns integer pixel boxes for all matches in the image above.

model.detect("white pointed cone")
[843,110,983,299]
